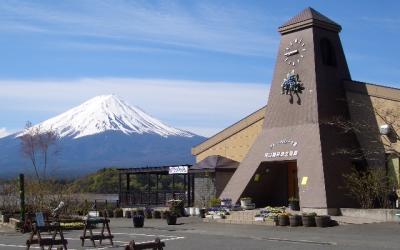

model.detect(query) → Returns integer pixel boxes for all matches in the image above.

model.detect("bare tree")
[19,121,60,182]
[324,99,399,163]
[325,98,399,208]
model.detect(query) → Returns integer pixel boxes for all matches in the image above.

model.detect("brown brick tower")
[220,7,361,214]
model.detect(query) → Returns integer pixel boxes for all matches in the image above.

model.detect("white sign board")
[169,166,188,174]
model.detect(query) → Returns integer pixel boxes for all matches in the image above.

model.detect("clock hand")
[284,49,299,56]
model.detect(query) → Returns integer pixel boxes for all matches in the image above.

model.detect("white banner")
[169,166,188,174]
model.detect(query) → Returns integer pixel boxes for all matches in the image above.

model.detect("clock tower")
[220,7,361,214]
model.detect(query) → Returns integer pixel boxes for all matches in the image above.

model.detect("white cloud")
[0,128,11,138]
[0,78,269,137]
[0,1,279,57]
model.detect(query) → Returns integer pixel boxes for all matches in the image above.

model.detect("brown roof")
[344,80,400,102]
[190,155,239,172]
[279,7,341,33]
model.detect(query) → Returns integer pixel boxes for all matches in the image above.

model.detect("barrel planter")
[133,215,144,228]
[166,215,177,225]
[289,215,302,227]
[315,215,330,227]
[278,214,289,226]
[301,215,316,227]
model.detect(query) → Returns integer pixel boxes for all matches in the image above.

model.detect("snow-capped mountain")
[0,95,206,178]
[23,94,194,139]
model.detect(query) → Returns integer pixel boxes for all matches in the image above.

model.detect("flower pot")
[166,215,177,225]
[302,215,316,227]
[288,200,300,211]
[289,215,302,227]
[315,215,330,227]
[278,214,289,226]
[133,215,144,228]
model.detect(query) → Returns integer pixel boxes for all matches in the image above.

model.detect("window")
[320,38,337,67]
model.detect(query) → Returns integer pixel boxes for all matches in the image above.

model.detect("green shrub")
[209,197,221,207]
[152,210,161,219]
[124,210,132,218]
[113,208,123,218]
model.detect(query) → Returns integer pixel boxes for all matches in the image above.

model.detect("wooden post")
[183,174,187,206]
[156,174,159,205]
[187,174,191,207]
[147,173,151,205]
[126,174,130,192]
[172,174,175,199]
[118,172,122,205]
[19,173,25,223]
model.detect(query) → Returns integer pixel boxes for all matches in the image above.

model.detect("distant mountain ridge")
[20,94,195,139]
[0,95,205,178]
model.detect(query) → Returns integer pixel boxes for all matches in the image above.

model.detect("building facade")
[192,8,400,214]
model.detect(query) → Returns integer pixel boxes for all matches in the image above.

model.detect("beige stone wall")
[345,83,400,167]
[196,119,264,163]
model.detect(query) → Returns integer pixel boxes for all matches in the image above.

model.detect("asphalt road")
[1,217,400,249]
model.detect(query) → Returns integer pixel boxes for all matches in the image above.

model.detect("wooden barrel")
[315,215,330,227]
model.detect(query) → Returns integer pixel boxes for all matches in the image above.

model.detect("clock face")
[283,38,306,67]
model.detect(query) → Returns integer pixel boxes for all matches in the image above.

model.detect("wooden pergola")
[118,165,194,207]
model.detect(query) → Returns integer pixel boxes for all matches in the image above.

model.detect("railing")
[119,190,188,207]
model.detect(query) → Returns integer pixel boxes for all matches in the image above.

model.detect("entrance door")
[287,162,299,199]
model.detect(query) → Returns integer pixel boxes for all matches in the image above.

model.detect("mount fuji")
[0,95,206,178]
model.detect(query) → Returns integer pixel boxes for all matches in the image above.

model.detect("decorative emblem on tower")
[281,70,304,95]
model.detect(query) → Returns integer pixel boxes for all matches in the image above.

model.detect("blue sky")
[1,0,399,137]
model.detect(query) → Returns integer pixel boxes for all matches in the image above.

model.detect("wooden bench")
[125,238,165,250]
[26,212,68,250]
[80,210,114,247]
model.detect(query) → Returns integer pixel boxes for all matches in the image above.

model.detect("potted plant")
[144,208,153,219]
[289,214,302,227]
[133,214,144,228]
[113,208,123,218]
[301,212,317,227]
[240,197,252,207]
[278,213,289,226]
[165,211,177,225]
[315,215,331,227]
